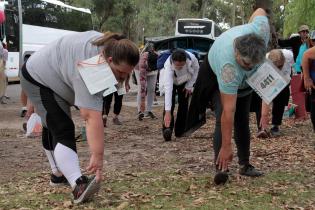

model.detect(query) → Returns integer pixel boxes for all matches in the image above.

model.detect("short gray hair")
[234,33,267,64]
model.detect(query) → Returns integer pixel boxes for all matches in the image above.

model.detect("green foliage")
[284,0,315,37]
[66,0,290,43]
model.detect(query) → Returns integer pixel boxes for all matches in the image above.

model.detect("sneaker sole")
[74,176,100,204]
[49,181,69,187]
[143,116,157,119]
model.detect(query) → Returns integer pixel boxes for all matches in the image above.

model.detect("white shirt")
[163,51,199,111]
[280,49,294,82]
[266,49,294,83]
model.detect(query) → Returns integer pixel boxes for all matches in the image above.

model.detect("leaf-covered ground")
[0,94,315,210]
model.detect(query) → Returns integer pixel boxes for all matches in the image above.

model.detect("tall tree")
[284,0,315,37]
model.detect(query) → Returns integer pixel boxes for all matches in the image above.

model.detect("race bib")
[77,54,118,97]
[247,60,289,104]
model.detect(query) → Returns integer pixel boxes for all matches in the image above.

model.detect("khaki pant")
[0,60,6,98]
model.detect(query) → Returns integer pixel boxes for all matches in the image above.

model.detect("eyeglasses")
[299,30,309,33]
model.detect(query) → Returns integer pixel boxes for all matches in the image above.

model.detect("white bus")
[0,0,93,81]
[175,18,222,40]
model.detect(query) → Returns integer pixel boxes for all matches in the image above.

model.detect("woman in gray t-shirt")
[20,31,139,204]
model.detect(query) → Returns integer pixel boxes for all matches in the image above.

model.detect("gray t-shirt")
[26,31,105,111]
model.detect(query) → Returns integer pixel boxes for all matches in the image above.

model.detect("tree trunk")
[232,0,236,27]
[253,0,277,50]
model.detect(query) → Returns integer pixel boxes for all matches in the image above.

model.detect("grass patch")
[1,170,315,209]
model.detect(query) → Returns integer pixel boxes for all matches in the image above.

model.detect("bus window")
[175,18,221,40]
[177,19,212,36]
[21,0,92,32]
[192,38,213,52]
[170,38,187,49]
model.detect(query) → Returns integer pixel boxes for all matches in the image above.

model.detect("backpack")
[156,49,191,70]
[147,51,158,72]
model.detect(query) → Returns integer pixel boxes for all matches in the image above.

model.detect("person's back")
[26,31,103,104]
[209,15,269,95]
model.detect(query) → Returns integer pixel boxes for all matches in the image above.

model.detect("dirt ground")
[0,88,216,185]
[1,84,315,209]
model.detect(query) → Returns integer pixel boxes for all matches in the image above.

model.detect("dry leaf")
[63,200,72,208]
[193,197,205,205]
[115,201,129,210]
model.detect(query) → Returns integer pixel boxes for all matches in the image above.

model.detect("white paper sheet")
[77,55,118,95]
[247,60,289,104]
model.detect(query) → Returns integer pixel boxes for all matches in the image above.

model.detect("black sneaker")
[270,126,280,137]
[256,129,270,139]
[20,108,27,118]
[144,111,158,119]
[239,164,263,177]
[50,174,69,187]
[22,122,27,132]
[138,112,144,121]
[214,171,229,185]
[163,128,172,141]
[73,175,100,204]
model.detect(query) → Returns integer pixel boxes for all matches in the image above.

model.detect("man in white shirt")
[162,49,199,141]
[258,49,294,137]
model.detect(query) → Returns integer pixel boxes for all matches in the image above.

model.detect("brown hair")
[92,31,139,66]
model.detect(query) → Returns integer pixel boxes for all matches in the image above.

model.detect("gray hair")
[234,33,267,64]
[268,49,285,68]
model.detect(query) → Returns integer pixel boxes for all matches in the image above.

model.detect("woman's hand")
[164,111,171,127]
[304,77,315,93]
[216,145,233,171]
[86,153,104,182]
[183,88,192,98]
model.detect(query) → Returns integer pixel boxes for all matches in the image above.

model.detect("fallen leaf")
[115,201,129,210]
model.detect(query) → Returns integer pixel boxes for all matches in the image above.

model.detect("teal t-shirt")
[294,43,307,73]
[208,16,270,95]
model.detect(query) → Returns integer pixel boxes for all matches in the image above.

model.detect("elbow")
[80,109,91,121]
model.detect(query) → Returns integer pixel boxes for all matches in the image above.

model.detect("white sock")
[44,149,62,177]
[54,143,82,188]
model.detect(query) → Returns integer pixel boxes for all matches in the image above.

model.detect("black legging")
[102,92,123,116]
[251,84,290,129]
[162,83,189,137]
[21,64,76,152]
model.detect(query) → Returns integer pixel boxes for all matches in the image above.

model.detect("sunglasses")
[300,30,309,33]
[311,39,315,42]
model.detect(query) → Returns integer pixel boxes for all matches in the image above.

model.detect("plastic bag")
[26,113,42,137]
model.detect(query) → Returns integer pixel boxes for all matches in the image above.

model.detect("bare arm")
[302,46,315,90]
[80,108,104,182]
[260,101,270,129]
[249,8,267,23]
[216,93,237,171]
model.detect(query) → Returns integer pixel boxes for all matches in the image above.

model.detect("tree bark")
[253,0,278,50]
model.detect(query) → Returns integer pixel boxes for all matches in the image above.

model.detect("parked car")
[144,35,214,64]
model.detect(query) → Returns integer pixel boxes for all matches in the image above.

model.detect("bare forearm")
[86,116,104,156]
[261,101,270,117]
[221,110,233,148]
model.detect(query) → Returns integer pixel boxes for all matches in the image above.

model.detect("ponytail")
[92,31,139,67]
